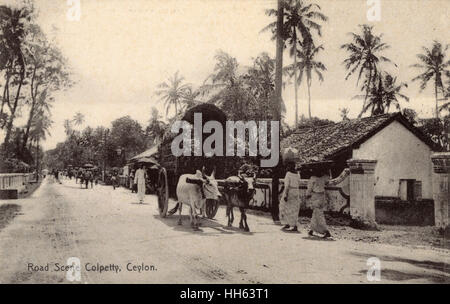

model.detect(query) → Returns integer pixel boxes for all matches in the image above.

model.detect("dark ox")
[222,173,257,232]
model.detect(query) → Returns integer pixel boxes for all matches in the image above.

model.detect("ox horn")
[201,166,207,179]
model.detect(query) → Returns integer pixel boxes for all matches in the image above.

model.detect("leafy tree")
[109,116,146,166]
[0,4,32,146]
[410,41,450,118]
[418,115,450,151]
[21,23,71,151]
[402,108,418,125]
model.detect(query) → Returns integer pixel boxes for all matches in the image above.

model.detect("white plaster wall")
[352,120,433,199]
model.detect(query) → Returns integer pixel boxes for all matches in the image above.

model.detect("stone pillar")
[431,152,450,231]
[347,159,378,229]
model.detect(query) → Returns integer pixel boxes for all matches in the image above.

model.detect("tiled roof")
[281,112,437,163]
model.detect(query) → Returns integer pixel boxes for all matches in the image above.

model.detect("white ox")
[176,169,221,230]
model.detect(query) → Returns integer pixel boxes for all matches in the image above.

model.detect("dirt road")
[0,178,448,283]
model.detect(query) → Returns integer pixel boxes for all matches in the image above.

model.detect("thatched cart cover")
[129,146,159,164]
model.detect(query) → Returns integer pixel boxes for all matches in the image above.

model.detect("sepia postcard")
[0,0,449,290]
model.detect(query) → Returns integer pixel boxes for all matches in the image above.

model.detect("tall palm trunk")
[435,78,439,119]
[271,0,284,222]
[293,38,299,127]
[0,74,11,126]
[23,68,38,151]
[359,67,373,118]
[307,77,312,119]
[4,74,24,146]
[36,137,39,173]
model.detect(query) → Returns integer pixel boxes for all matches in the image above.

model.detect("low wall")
[246,169,351,214]
[0,173,32,193]
[375,196,434,226]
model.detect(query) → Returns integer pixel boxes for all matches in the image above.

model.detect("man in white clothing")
[134,164,147,204]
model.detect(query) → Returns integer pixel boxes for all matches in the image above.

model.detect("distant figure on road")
[111,172,118,190]
[83,170,92,189]
[89,171,94,188]
[76,170,82,184]
[306,167,331,238]
[78,170,84,188]
[57,171,63,184]
[134,165,147,204]
[280,161,301,232]
[129,170,136,193]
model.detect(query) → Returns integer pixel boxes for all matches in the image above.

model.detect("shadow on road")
[350,252,450,275]
[302,236,336,242]
[153,214,254,236]
[0,204,21,232]
[357,269,449,283]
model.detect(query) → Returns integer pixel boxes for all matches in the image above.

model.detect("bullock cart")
[156,103,242,219]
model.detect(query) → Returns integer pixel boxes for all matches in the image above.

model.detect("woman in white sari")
[280,161,301,232]
[306,167,331,238]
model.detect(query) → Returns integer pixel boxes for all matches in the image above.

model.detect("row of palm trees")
[155,51,278,123]
[342,24,449,119]
[156,0,449,127]
[263,0,327,125]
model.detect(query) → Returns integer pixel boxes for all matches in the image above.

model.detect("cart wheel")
[205,199,219,219]
[157,168,169,217]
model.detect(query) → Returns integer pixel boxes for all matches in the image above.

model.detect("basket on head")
[281,147,299,164]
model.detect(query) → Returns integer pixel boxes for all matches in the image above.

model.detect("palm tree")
[146,107,167,145]
[341,24,395,117]
[285,43,326,118]
[263,0,327,126]
[245,53,276,120]
[72,112,85,126]
[200,50,253,120]
[410,41,450,118]
[63,119,72,136]
[156,71,189,119]
[355,73,409,116]
[339,107,350,121]
[440,72,450,112]
[181,86,202,111]
[29,110,52,171]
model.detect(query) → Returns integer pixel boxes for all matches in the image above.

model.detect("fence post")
[431,152,450,233]
[347,159,378,229]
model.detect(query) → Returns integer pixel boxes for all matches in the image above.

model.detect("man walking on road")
[134,164,146,204]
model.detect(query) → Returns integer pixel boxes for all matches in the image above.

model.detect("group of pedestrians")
[279,160,332,238]
[74,169,96,189]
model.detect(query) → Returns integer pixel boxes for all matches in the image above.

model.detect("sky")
[1,0,449,150]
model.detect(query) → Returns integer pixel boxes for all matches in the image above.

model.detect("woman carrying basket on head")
[306,165,332,238]
[279,148,301,232]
